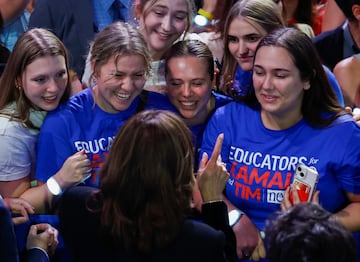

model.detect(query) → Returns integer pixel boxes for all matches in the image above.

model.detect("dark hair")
[335,0,360,21]
[248,27,348,127]
[97,110,194,254]
[265,203,357,262]
[164,39,214,81]
[0,28,71,129]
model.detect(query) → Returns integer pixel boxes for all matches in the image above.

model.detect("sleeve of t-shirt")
[0,134,31,181]
[335,123,360,194]
[35,112,73,183]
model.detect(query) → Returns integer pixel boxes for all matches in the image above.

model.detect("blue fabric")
[201,102,360,261]
[0,200,19,262]
[35,88,174,188]
[92,0,130,31]
[322,65,345,106]
[0,10,30,51]
[201,102,360,229]
[233,65,252,97]
[189,91,232,150]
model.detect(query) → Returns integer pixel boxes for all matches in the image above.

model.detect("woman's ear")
[352,4,360,21]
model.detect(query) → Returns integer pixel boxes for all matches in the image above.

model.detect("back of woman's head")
[90,22,151,81]
[0,28,71,111]
[164,39,214,81]
[99,110,194,253]
[253,27,345,126]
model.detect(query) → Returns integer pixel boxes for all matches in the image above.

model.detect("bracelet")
[198,8,214,20]
[228,209,245,227]
[46,177,63,196]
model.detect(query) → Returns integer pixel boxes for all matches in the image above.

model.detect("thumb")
[198,152,209,172]
[28,225,38,237]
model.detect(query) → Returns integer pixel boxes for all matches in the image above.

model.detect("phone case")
[289,164,319,203]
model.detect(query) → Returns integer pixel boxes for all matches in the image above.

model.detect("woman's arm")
[335,192,360,231]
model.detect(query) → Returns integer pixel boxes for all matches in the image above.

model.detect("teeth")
[265,95,275,99]
[159,32,170,37]
[116,93,130,99]
[43,96,56,101]
[181,101,195,107]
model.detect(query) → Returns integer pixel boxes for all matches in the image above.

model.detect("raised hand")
[197,133,229,203]
[54,149,91,189]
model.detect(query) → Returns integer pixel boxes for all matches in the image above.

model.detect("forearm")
[20,183,53,214]
[334,202,360,231]
[201,0,218,13]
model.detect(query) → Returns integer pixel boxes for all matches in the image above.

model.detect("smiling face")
[139,0,189,60]
[227,17,267,72]
[93,54,147,113]
[166,56,212,124]
[253,45,309,129]
[21,55,68,111]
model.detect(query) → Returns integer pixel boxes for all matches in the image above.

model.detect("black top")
[58,186,236,262]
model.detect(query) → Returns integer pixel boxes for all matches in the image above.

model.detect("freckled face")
[22,55,68,111]
[166,56,212,120]
[227,17,266,71]
[94,55,147,113]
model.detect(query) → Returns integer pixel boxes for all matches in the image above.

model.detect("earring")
[304,83,310,90]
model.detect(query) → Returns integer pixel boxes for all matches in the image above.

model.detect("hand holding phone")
[289,164,319,204]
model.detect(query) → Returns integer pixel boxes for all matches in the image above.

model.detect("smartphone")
[289,163,319,204]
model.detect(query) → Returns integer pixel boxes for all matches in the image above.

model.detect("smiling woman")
[33,21,175,205]
[0,28,71,199]
[133,0,197,93]
[200,27,360,261]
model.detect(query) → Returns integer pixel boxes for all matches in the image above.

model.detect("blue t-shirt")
[201,101,360,231]
[189,91,232,150]
[36,88,174,187]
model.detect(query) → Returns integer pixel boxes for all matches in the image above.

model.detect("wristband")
[197,8,214,20]
[228,209,244,227]
[46,177,63,196]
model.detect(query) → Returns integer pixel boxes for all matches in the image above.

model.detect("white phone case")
[291,163,319,202]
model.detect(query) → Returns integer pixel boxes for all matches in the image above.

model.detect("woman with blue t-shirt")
[33,22,174,204]
[220,0,344,106]
[164,39,232,152]
[201,27,360,261]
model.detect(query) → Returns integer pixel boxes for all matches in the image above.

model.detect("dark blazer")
[0,200,19,262]
[59,186,236,262]
[29,0,94,77]
[0,200,49,262]
[312,25,344,71]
